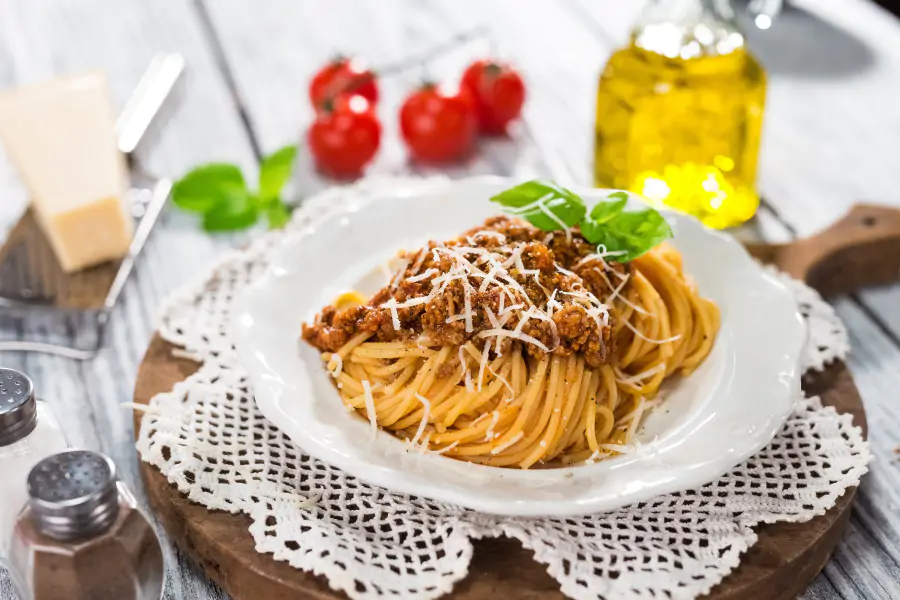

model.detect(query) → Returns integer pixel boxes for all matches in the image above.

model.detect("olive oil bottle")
[594,0,767,229]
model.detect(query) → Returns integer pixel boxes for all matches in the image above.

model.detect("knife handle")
[779,204,900,296]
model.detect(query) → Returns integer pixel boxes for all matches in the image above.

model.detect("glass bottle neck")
[633,0,744,59]
[639,0,735,22]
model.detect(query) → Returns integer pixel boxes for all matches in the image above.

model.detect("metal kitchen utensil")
[0,53,185,359]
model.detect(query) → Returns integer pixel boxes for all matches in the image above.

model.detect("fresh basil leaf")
[490,179,582,208]
[201,188,258,232]
[265,200,292,229]
[517,196,587,231]
[490,179,586,231]
[488,181,671,261]
[590,208,673,262]
[172,164,246,213]
[589,192,629,224]
[258,145,298,203]
[578,218,606,245]
[585,228,628,258]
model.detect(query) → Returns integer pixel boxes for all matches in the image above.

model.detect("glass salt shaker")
[0,367,68,563]
[8,450,165,600]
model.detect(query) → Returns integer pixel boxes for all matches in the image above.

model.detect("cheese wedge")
[0,71,133,273]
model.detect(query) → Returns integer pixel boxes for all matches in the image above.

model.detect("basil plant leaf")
[172,163,247,213]
[258,145,298,204]
[201,188,258,232]
[265,200,292,229]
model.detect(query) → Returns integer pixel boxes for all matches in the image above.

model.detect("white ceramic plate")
[234,177,805,516]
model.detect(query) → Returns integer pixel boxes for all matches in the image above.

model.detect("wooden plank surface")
[1,1,899,599]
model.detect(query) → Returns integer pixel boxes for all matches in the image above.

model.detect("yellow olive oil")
[594,21,766,229]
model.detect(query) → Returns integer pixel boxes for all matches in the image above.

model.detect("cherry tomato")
[399,84,477,163]
[307,95,381,178]
[460,60,526,135]
[308,57,379,108]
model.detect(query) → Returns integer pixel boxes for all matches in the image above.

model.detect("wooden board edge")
[134,334,867,600]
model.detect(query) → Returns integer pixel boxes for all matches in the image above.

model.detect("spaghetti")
[302,216,719,468]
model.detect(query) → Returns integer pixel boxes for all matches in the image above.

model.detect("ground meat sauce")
[301,216,629,367]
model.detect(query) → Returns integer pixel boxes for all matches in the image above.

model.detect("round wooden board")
[133,334,868,600]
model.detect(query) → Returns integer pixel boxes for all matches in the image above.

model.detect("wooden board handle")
[747,204,900,296]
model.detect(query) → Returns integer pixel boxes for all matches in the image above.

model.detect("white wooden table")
[1,1,899,598]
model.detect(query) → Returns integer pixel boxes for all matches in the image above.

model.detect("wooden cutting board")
[133,203,900,600]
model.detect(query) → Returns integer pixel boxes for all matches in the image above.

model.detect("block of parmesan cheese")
[0,71,133,273]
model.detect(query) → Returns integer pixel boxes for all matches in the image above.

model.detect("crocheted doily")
[137,178,869,600]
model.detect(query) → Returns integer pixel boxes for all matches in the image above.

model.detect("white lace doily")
[138,178,869,600]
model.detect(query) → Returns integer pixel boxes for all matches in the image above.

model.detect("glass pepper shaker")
[8,450,165,600]
[0,367,69,563]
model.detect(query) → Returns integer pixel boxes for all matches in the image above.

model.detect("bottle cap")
[0,367,36,447]
[27,450,120,541]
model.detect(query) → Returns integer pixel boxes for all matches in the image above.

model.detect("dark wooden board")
[0,208,122,310]
[133,335,867,600]
[133,201,900,599]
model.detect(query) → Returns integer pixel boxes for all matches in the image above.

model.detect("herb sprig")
[490,180,672,262]
[172,145,298,232]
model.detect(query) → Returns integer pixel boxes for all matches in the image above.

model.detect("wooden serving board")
[133,203,900,600]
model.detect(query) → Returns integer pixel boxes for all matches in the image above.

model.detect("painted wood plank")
[0,0,257,598]
[798,573,843,600]
[198,0,552,193]
[783,297,900,600]
[0,2,897,600]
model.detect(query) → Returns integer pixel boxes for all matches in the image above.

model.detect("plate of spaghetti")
[234,177,805,516]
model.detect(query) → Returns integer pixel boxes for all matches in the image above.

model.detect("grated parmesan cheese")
[462,279,474,333]
[477,328,550,353]
[472,230,507,243]
[383,299,401,331]
[556,264,578,278]
[615,363,666,386]
[327,354,343,378]
[491,431,524,455]
[411,247,428,273]
[384,295,433,310]
[432,441,459,455]
[410,393,431,447]
[477,343,491,391]
[388,258,410,290]
[464,369,475,392]
[406,268,439,283]
[488,365,514,393]
[362,380,378,441]
[484,410,500,441]
[364,225,626,369]
[624,396,647,444]
[605,273,630,305]
[499,303,525,316]
[598,443,635,454]
[621,317,682,344]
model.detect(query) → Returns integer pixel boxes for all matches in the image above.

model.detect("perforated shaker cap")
[0,367,36,447]
[27,450,120,541]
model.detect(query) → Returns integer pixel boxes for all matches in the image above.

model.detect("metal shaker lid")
[0,367,36,447]
[27,450,120,541]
